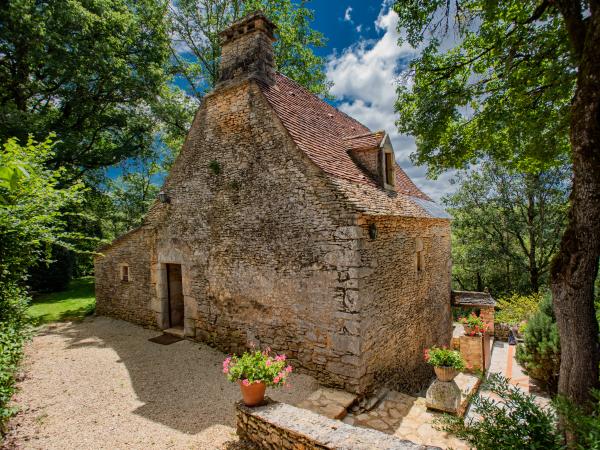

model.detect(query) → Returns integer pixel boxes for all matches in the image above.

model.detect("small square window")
[121,265,129,282]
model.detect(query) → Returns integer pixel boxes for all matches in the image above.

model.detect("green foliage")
[444,162,569,296]
[438,374,600,449]
[393,1,574,176]
[0,135,83,432]
[0,136,85,284]
[516,294,560,393]
[554,390,600,450]
[496,292,543,325]
[436,373,562,450]
[0,0,176,173]
[424,346,465,370]
[169,0,331,99]
[223,350,293,387]
[27,245,75,293]
[0,283,31,432]
[27,277,95,324]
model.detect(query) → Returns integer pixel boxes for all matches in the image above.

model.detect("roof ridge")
[344,130,385,140]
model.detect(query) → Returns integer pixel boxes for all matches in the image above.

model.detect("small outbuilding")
[95,12,452,394]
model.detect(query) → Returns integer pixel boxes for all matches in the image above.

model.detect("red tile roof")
[258,74,432,203]
[344,131,386,151]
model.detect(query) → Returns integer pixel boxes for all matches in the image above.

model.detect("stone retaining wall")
[236,399,441,450]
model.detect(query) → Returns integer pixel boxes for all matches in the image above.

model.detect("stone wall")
[236,399,440,450]
[141,79,369,392]
[359,216,453,393]
[94,228,156,328]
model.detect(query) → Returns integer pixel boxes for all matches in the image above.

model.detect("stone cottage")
[95,12,452,394]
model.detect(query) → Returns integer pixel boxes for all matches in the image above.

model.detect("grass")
[27,276,96,324]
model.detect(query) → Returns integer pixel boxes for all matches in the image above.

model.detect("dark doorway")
[167,264,184,328]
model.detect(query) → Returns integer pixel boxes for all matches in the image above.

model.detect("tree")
[0,135,85,285]
[102,152,164,240]
[0,0,173,174]
[169,0,331,100]
[393,0,600,414]
[444,162,569,295]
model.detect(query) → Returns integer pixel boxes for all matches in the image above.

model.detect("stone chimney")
[217,12,276,87]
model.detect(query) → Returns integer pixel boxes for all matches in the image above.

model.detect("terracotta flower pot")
[238,380,266,406]
[434,366,458,382]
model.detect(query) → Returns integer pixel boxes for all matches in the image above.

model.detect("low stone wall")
[236,399,441,450]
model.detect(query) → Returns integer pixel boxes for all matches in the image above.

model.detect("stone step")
[296,387,358,420]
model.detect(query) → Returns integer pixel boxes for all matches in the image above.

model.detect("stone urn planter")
[238,380,266,406]
[434,366,459,382]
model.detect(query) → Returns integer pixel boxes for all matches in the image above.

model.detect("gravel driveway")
[6,317,318,449]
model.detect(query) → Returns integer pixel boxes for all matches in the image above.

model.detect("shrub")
[495,292,543,325]
[516,294,560,393]
[424,346,466,370]
[435,373,562,450]
[554,390,600,449]
[223,349,293,387]
[0,283,31,432]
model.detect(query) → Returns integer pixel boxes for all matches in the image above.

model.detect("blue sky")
[305,0,455,200]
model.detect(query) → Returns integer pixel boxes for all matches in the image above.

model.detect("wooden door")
[167,264,184,328]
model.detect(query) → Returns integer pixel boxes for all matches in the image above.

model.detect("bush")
[27,245,74,293]
[495,292,543,325]
[435,373,562,450]
[437,373,600,449]
[555,390,600,449]
[516,294,560,393]
[0,283,31,432]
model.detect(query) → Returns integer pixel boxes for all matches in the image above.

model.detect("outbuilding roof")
[451,291,497,307]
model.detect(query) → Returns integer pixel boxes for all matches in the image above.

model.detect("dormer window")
[382,148,395,189]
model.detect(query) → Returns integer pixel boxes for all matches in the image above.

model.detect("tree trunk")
[551,7,600,411]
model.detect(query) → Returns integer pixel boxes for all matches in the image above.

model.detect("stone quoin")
[94,12,453,394]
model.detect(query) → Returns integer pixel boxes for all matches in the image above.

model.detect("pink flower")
[285,365,293,373]
[266,359,272,367]
[275,354,286,362]
[222,357,231,374]
[242,379,250,386]
[273,376,281,384]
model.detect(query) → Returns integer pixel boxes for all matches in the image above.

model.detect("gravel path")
[5,317,318,449]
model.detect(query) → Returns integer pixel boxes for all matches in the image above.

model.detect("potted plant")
[460,313,489,336]
[424,346,466,381]
[223,348,293,406]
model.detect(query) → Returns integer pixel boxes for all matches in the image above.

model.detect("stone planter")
[434,366,458,382]
[238,381,266,406]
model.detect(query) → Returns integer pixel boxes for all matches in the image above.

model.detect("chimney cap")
[219,11,277,44]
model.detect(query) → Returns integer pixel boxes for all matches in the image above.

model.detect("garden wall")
[236,399,441,450]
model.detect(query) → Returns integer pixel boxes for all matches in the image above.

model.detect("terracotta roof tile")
[258,74,435,209]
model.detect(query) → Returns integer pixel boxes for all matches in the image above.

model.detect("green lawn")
[27,276,96,324]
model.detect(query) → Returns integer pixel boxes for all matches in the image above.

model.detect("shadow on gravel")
[39,316,316,436]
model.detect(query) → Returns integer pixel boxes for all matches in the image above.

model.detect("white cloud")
[356,24,362,33]
[344,6,353,22]
[326,3,455,201]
